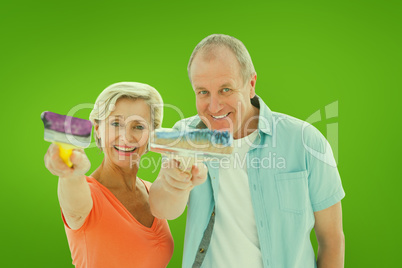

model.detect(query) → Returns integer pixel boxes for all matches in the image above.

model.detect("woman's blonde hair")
[89,82,163,147]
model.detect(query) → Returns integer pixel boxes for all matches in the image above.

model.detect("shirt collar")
[188,94,273,136]
[253,95,273,136]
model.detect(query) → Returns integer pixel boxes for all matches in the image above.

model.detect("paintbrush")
[41,111,92,167]
[150,128,233,171]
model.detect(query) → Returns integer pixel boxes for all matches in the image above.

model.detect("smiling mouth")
[114,146,137,153]
[211,113,230,119]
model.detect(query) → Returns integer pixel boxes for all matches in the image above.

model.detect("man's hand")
[160,159,207,193]
[149,158,208,220]
[191,162,208,187]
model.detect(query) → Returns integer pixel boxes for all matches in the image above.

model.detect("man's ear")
[249,73,257,98]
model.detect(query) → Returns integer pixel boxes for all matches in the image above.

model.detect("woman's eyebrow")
[124,117,149,123]
[130,119,147,123]
[108,115,123,119]
[109,115,148,123]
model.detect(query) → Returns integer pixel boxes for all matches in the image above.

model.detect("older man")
[150,34,345,268]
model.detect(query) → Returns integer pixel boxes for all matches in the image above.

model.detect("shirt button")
[212,212,215,217]
[199,248,205,253]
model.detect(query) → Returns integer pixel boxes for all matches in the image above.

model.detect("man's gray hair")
[187,34,256,85]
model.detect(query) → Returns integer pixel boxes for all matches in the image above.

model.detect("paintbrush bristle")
[151,128,233,155]
[41,111,92,136]
[41,111,92,148]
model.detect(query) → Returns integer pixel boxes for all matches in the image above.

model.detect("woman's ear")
[94,122,99,134]
[94,122,100,137]
[93,121,103,150]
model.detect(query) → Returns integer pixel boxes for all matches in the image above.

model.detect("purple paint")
[41,111,92,136]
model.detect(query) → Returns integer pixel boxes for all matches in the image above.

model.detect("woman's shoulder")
[85,176,100,186]
[84,176,107,195]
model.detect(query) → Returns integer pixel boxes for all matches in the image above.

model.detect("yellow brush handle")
[54,142,76,167]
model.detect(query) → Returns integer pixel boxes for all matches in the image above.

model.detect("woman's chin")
[104,150,143,170]
[115,158,140,170]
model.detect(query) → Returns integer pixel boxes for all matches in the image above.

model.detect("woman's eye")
[222,88,231,93]
[111,122,121,127]
[134,125,145,130]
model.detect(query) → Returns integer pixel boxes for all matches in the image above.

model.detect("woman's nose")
[119,127,135,144]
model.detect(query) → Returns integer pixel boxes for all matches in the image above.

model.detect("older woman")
[44,82,173,268]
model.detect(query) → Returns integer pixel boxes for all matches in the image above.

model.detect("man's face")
[190,47,257,139]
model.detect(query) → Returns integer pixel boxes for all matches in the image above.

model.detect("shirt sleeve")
[304,125,345,212]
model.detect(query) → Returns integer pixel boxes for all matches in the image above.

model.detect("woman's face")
[96,98,151,169]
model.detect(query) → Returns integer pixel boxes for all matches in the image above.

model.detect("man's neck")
[233,105,260,139]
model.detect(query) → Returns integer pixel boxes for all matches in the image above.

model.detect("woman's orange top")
[62,176,174,268]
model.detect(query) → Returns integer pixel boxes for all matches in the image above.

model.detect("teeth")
[115,146,136,152]
[212,113,229,119]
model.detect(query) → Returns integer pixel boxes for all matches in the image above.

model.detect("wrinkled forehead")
[191,48,243,86]
[197,45,237,63]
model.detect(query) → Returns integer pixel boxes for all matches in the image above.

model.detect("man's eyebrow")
[194,83,234,91]
[194,86,206,91]
[220,83,233,88]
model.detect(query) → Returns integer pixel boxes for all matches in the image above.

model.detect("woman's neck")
[91,160,139,192]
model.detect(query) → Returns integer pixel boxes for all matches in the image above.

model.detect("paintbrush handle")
[55,142,74,167]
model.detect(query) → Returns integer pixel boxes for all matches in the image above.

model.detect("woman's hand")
[44,143,91,179]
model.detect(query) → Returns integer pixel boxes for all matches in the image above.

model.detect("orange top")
[62,177,174,268]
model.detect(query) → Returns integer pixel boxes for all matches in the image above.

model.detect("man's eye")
[111,122,121,127]
[134,125,145,130]
[199,90,208,95]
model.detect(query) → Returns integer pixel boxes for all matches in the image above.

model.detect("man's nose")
[208,95,223,113]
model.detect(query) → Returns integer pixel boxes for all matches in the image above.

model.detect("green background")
[1,0,401,267]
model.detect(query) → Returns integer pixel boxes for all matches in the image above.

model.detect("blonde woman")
[44,82,173,268]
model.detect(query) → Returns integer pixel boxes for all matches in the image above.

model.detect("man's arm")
[149,159,208,220]
[314,201,345,268]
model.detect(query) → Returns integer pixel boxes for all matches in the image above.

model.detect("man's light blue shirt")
[173,96,345,268]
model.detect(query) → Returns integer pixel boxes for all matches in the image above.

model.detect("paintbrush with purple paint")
[41,111,92,167]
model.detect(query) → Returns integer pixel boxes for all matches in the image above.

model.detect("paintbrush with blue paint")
[150,128,233,171]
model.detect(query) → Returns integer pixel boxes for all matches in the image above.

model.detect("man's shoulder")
[271,111,305,126]
[270,111,325,141]
[271,111,309,130]
[172,115,202,131]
